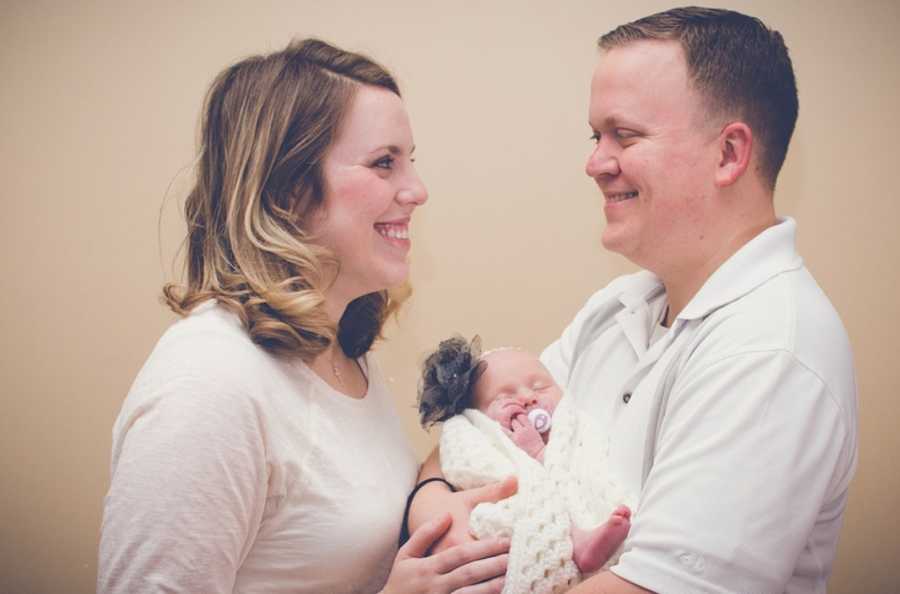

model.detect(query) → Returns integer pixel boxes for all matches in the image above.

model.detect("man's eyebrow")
[590,114,630,130]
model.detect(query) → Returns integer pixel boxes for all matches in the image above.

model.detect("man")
[409,8,857,593]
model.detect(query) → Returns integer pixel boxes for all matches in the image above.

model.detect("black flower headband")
[417,335,487,428]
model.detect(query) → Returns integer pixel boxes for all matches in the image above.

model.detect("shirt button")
[622,393,631,404]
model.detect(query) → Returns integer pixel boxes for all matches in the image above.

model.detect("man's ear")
[715,122,753,187]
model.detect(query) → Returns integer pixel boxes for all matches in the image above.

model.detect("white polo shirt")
[541,218,857,594]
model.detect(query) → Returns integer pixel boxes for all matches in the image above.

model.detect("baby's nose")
[518,391,538,405]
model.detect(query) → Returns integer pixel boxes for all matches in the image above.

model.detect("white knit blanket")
[440,396,634,594]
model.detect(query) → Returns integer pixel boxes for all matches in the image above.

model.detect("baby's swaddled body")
[440,395,634,594]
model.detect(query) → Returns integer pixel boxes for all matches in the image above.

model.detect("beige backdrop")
[3,1,899,593]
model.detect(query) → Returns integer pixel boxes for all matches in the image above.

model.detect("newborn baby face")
[472,349,563,430]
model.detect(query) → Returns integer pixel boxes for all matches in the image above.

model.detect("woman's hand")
[381,513,509,594]
[409,476,518,554]
[408,448,518,554]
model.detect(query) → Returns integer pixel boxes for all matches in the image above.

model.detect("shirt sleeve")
[612,349,853,594]
[97,375,269,594]
[541,286,616,388]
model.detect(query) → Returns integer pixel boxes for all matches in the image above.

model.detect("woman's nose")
[397,170,428,206]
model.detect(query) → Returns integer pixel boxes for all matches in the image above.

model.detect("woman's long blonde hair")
[164,39,407,360]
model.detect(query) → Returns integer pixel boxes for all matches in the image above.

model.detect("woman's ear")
[715,122,753,187]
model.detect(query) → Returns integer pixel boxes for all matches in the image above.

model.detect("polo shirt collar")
[613,271,665,357]
[677,216,803,322]
[616,270,665,312]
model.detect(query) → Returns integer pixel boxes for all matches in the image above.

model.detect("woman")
[98,39,508,594]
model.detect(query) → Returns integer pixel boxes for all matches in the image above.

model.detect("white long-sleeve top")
[98,302,418,594]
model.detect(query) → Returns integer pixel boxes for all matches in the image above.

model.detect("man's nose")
[585,142,620,179]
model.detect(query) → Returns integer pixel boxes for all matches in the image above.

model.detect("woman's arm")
[406,447,517,554]
[98,379,267,594]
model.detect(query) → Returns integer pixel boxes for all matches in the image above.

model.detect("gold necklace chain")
[330,351,345,387]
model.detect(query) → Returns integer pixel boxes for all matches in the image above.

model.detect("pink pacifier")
[527,408,552,433]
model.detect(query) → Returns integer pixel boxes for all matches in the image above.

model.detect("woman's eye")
[373,155,394,169]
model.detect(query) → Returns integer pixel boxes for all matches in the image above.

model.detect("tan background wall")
[2,1,898,592]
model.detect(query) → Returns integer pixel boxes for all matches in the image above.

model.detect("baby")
[418,335,631,578]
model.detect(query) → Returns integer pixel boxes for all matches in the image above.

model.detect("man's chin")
[600,228,629,254]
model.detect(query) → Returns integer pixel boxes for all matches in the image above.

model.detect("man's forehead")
[593,40,688,93]
[589,40,696,123]
[598,38,686,68]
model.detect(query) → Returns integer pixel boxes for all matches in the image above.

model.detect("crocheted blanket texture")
[440,396,634,594]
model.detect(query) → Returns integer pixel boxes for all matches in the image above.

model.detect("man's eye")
[589,132,601,143]
[373,156,394,169]
[616,128,637,140]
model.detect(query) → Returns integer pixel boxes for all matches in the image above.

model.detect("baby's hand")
[507,414,546,461]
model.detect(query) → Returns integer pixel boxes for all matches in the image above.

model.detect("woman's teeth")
[375,224,409,240]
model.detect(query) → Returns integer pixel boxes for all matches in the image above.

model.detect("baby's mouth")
[501,404,526,427]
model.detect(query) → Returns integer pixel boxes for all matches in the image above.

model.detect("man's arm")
[567,572,654,594]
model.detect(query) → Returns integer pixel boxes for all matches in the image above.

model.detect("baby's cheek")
[543,390,563,413]
[485,400,508,425]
